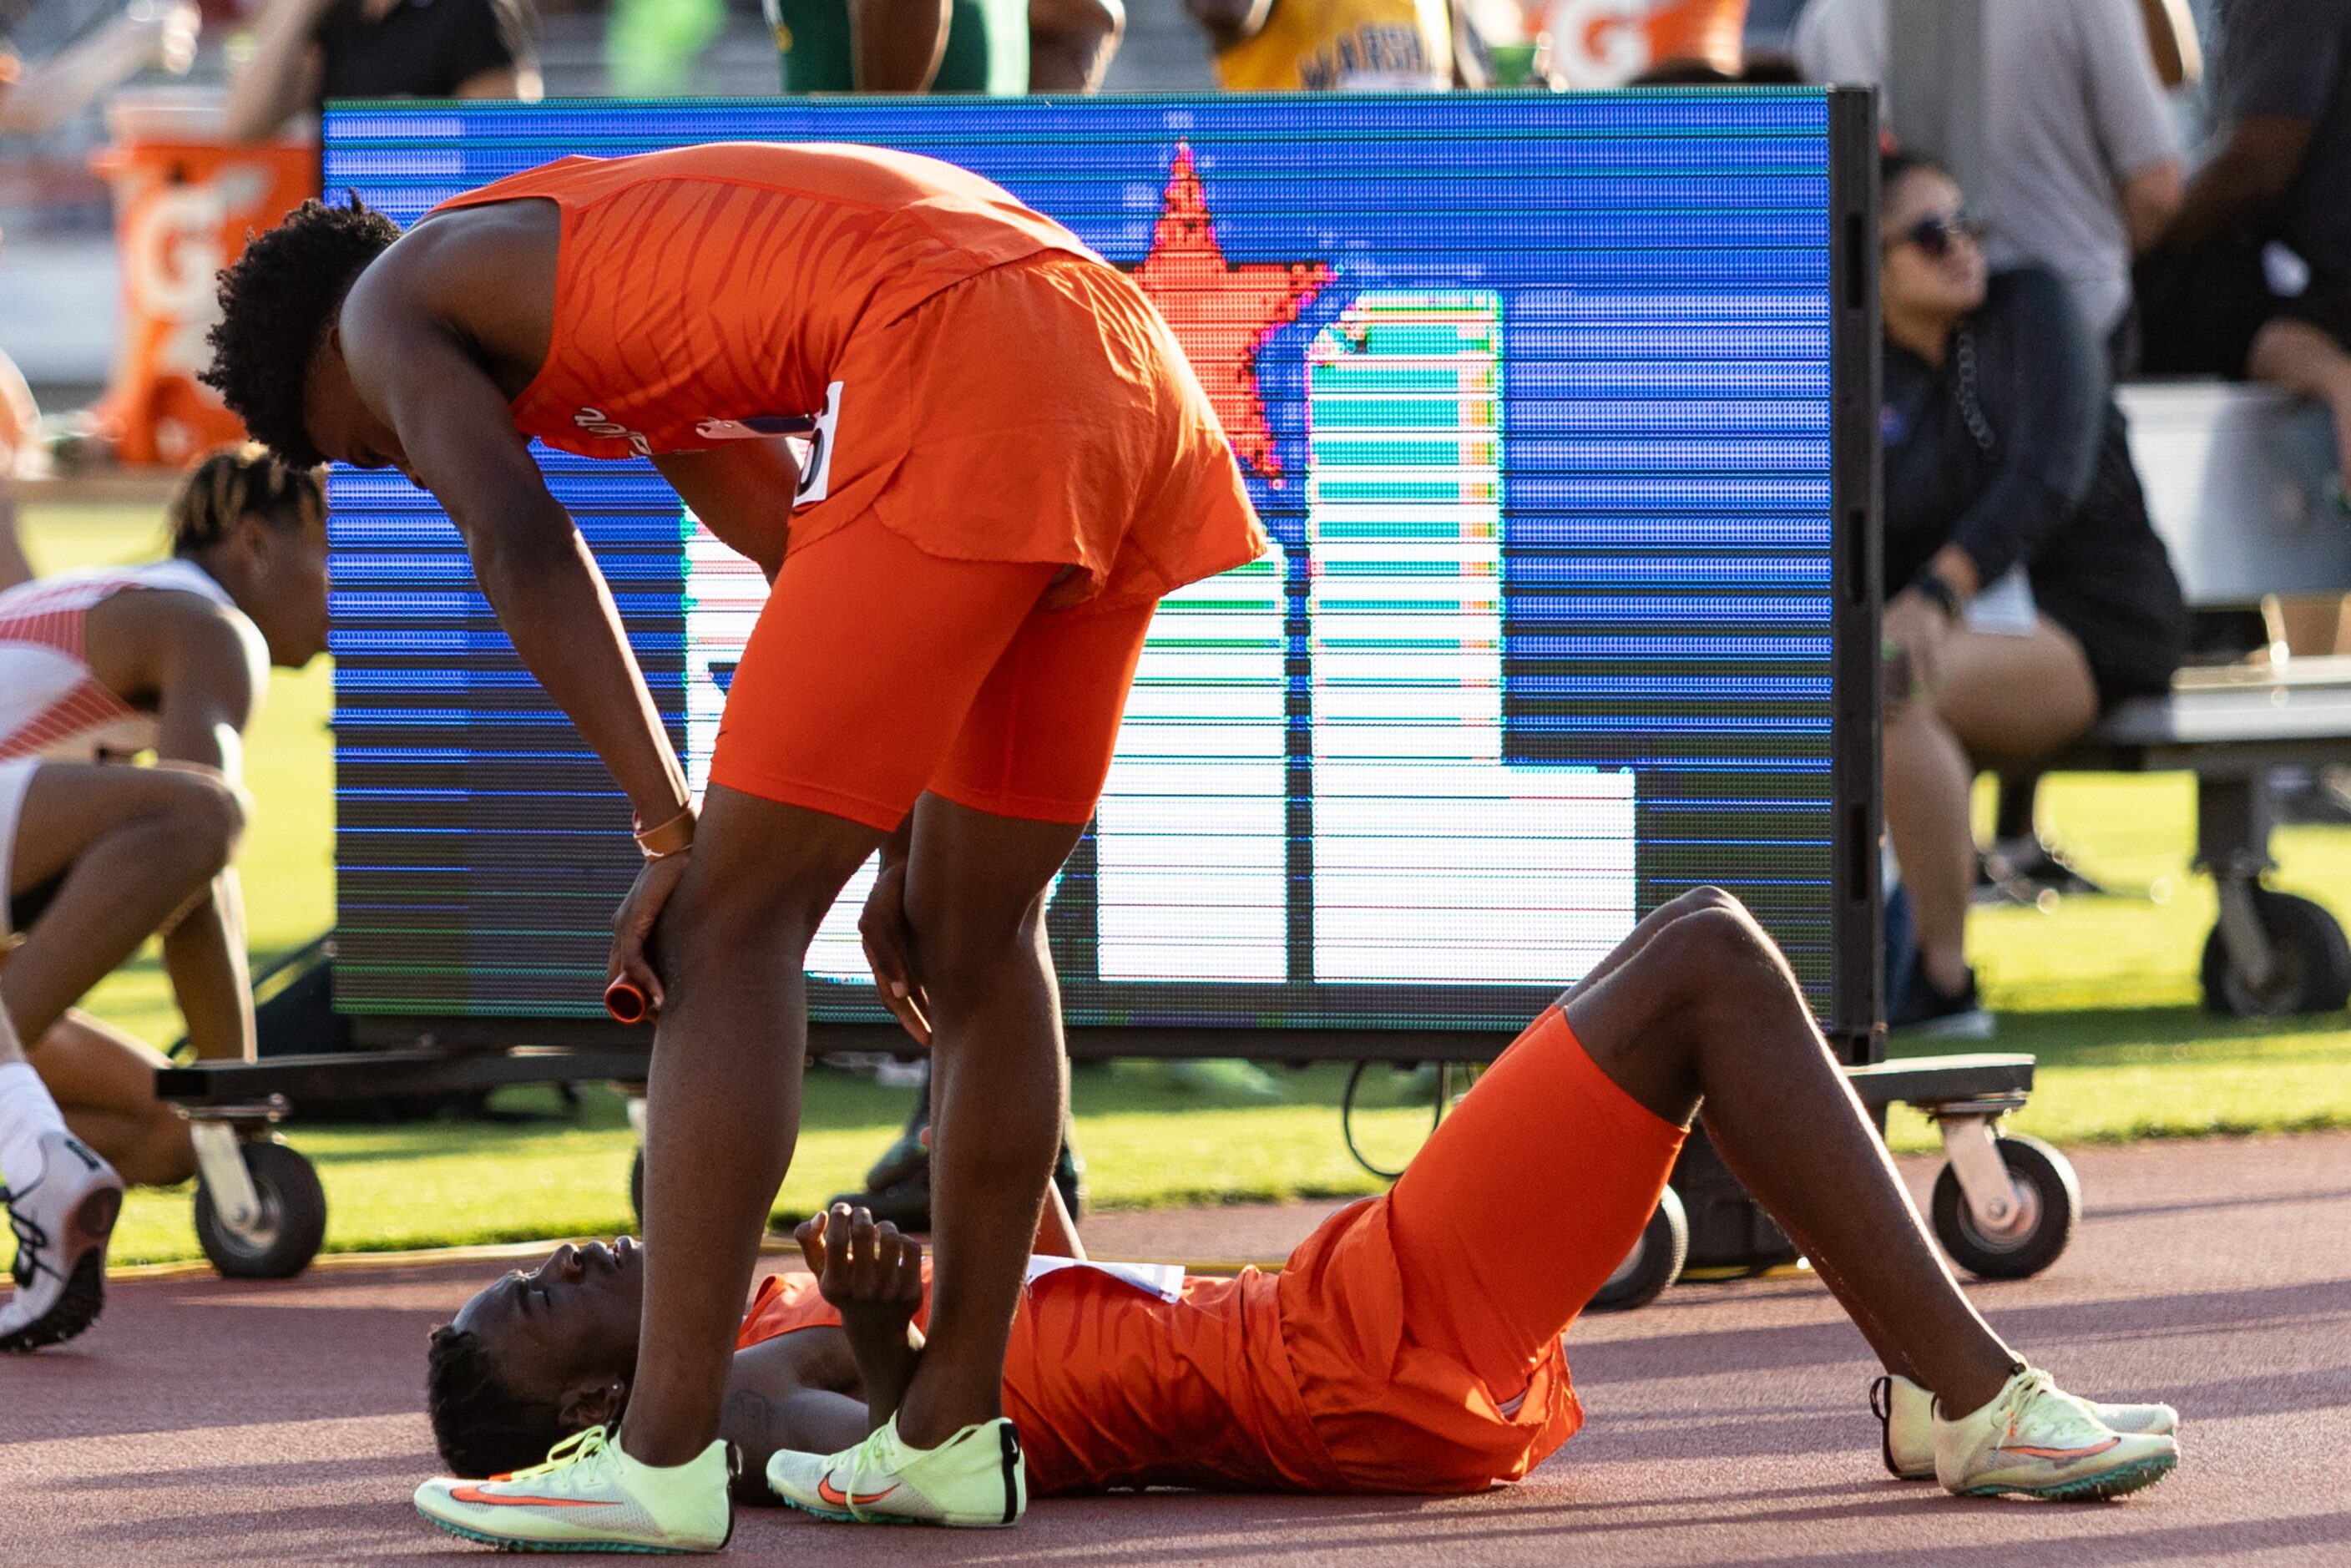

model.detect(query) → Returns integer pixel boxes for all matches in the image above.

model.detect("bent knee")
[151,770,247,879]
[1661,886,1747,923]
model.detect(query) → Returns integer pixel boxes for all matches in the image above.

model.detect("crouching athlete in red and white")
[419,888,2178,1548]
[0,447,330,1352]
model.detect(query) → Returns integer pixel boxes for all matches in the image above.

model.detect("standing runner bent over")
[203,143,1262,1551]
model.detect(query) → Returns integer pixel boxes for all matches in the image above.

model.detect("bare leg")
[1567,889,2018,1415]
[890,794,1083,1447]
[3,764,243,1043]
[1882,620,2097,994]
[617,786,882,1467]
[23,1010,194,1184]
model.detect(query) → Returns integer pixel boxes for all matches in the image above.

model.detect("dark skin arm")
[83,593,265,1060]
[2157,117,2315,249]
[651,446,798,584]
[337,234,692,1003]
[1182,0,1272,52]
[849,0,949,89]
[717,1333,870,1504]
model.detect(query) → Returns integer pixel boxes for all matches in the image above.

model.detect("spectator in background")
[0,0,200,134]
[223,0,539,144]
[1030,0,1123,90]
[1792,0,2186,368]
[2140,0,2351,656]
[1185,0,1470,91]
[1874,152,2187,1036]
[1795,0,2187,901]
[763,0,1024,94]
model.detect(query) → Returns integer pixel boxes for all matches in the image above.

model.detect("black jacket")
[1881,266,2187,705]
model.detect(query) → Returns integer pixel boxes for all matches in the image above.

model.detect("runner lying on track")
[0,447,329,1353]
[420,888,2179,1549]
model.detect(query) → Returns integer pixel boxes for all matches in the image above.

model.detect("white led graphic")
[1094,549,1288,980]
[1307,294,1637,984]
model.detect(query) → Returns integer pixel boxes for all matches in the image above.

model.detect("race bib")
[690,381,844,508]
[1024,1256,1186,1303]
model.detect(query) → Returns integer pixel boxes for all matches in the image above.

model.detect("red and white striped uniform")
[0,560,237,765]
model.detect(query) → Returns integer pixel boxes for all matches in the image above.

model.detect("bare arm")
[651,445,799,583]
[1183,0,1272,52]
[341,315,687,832]
[720,1338,872,1501]
[848,0,949,90]
[222,0,329,143]
[2160,117,2315,250]
[1029,0,1124,91]
[150,605,267,1061]
[340,277,691,995]
[2136,0,2200,89]
[454,62,542,100]
[2121,159,2183,254]
[1033,1179,1084,1260]
[0,3,199,136]
[0,491,33,593]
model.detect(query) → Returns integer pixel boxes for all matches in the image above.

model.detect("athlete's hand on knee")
[609,850,690,1018]
[859,857,933,1047]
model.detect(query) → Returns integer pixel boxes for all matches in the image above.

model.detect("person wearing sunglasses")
[1877,150,2187,1037]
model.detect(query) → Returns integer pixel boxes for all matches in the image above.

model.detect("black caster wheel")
[629,1146,645,1229]
[1930,1133,2079,1280]
[194,1140,328,1280]
[1590,1184,1688,1313]
[2202,890,2351,1017]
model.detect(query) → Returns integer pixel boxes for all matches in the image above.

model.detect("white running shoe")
[1934,1365,2179,1500]
[1873,1373,2177,1479]
[766,1414,1025,1528]
[414,1426,732,1553]
[0,1130,123,1353]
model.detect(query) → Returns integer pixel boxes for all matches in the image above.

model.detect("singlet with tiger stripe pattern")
[421,144,1100,460]
[0,560,239,764]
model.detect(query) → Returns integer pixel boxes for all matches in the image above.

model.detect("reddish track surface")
[7,1133,2347,1565]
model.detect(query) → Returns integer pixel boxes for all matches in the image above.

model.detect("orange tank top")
[738,1262,1337,1495]
[423,144,1096,461]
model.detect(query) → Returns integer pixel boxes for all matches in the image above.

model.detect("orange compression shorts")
[1275,1007,1688,1492]
[707,512,1156,830]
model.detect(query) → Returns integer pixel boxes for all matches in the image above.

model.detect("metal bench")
[2040,384,2351,1017]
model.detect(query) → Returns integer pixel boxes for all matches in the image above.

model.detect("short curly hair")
[426,1323,574,1478]
[202,197,400,469]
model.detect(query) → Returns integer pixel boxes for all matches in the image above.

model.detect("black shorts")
[2136,240,2351,377]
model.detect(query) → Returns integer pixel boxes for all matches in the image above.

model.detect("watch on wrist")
[1913,572,1962,624]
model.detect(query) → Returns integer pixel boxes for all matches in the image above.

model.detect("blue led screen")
[323,92,1853,1031]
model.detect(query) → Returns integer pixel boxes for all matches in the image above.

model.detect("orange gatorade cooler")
[1529,0,1747,86]
[89,88,316,465]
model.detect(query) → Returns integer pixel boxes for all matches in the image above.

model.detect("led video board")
[323,91,1878,1040]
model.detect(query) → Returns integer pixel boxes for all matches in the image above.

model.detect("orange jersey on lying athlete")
[736,1229,1588,1495]
[425,143,1094,462]
[740,1259,1333,1494]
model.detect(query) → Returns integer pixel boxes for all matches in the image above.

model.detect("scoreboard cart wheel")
[2202,889,2351,1018]
[1589,1184,1688,1313]
[194,1138,328,1280]
[1929,1133,2077,1281]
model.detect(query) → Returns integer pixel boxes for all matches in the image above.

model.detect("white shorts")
[0,758,38,942]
